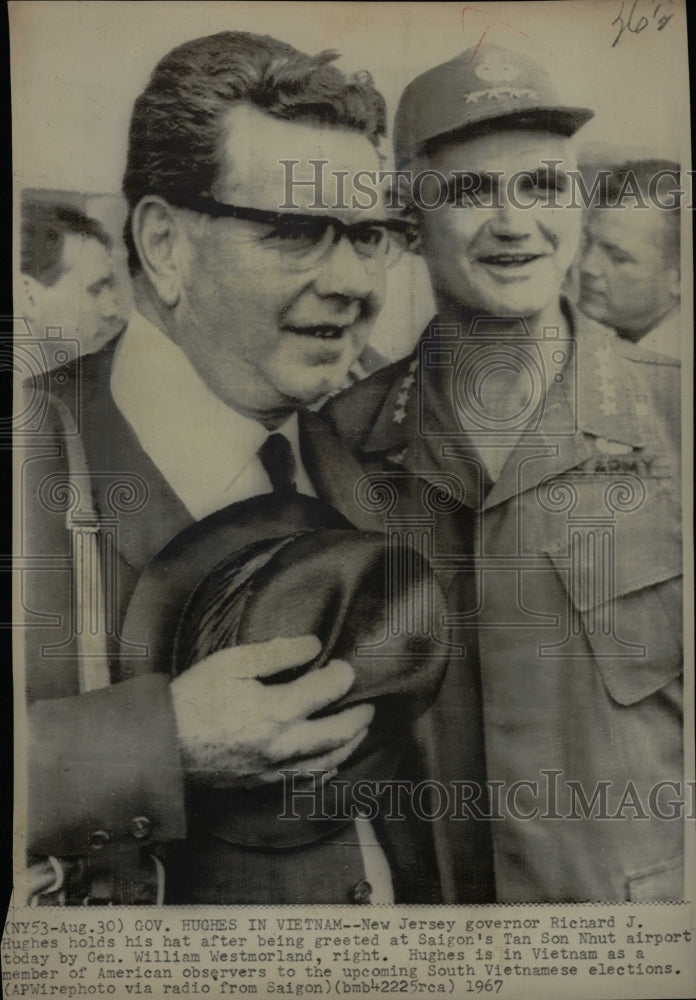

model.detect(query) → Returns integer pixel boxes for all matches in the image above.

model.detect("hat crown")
[462,43,553,93]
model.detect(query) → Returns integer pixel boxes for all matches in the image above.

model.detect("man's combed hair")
[21,200,112,286]
[600,158,680,197]
[122,31,387,273]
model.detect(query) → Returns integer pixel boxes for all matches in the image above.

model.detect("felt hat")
[121,491,449,848]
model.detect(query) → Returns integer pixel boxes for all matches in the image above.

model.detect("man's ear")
[131,196,185,307]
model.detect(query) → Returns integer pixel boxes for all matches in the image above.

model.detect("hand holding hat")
[171,636,374,788]
[122,492,450,848]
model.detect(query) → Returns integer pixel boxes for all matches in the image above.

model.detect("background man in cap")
[327,44,683,901]
[21,30,439,904]
[577,158,681,360]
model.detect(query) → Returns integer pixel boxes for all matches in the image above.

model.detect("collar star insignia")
[595,343,619,416]
[595,436,633,455]
[387,447,407,465]
[391,357,419,425]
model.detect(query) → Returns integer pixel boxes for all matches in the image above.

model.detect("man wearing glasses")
[22,31,426,905]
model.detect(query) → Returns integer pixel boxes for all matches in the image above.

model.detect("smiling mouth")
[284,324,349,340]
[478,254,545,268]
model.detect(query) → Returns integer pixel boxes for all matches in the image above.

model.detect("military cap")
[394,43,594,166]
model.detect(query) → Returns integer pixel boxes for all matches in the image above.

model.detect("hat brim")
[397,106,595,166]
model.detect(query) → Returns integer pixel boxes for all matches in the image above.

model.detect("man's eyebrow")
[449,170,494,178]
[87,274,115,292]
[447,171,497,187]
[597,237,634,257]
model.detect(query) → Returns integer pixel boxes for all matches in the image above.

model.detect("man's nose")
[100,289,123,321]
[578,242,602,278]
[98,294,128,338]
[312,235,379,299]
[487,200,533,241]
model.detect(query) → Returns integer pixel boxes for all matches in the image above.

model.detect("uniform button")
[89,829,111,850]
[350,879,373,904]
[130,816,153,841]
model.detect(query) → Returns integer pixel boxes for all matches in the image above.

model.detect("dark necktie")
[258,433,297,494]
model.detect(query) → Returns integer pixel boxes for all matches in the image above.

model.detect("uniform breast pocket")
[545,519,683,706]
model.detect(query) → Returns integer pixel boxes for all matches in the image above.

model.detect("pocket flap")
[547,544,682,705]
[545,502,681,614]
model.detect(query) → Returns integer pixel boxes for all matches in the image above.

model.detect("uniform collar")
[362,353,420,457]
[358,299,649,511]
[299,409,388,532]
[569,299,648,448]
[632,307,681,360]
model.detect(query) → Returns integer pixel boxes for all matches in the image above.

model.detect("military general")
[327,44,683,902]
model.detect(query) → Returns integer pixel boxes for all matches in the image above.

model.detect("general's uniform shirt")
[327,300,683,902]
[111,310,393,902]
[634,307,681,361]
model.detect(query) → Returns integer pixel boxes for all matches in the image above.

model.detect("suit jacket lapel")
[77,342,195,573]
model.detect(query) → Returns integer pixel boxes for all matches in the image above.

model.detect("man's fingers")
[290,727,371,777]
[252,635,323,677]
[271,702,375,762]
[250,726,370,786]
[279,658,356,719]
[198,635,322,680]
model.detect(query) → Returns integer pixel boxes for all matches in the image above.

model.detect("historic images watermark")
[279,772,696,823]
[279,160,691,212]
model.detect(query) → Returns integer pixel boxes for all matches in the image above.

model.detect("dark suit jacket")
[21,335,445,904]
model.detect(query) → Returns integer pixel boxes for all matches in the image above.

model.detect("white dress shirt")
[111,312,315,519]
[111,311,393,902]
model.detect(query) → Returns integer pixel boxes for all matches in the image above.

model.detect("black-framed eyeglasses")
[172,193,414,270]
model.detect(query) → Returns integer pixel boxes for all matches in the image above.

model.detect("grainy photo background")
[11,0,689,363]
